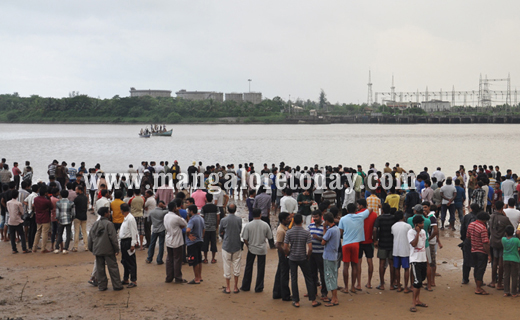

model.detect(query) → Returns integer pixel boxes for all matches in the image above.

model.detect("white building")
[225,93,243,103]
[243,92,262,104]
[421,100,451,112]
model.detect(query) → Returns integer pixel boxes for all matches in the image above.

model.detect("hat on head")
[144,169,150,173]
[413,204,423,213]
[174,160,178,163]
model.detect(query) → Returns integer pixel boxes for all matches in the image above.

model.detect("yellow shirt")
[385,194,400,210]
[111,199,125,224]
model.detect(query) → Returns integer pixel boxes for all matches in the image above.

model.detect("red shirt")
[467,220,489,254]
[33,196,53,224]
[358,209,377,244]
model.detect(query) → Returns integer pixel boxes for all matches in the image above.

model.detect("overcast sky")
[1,1,520,104]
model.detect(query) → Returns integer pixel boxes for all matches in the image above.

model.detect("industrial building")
[130,88,172,98]
[225,93,243,103]
[421,100,451,112]
[243,92,262,104]
[384,101,420,111]
[175,90,224,102]
[176,90,262,104]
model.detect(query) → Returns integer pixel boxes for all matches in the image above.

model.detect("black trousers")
[9,224,26,252]
[289,259,316,303]
[309,252,328,297]
[273,250,291,300]
[260,216,275,249]
[120,238,137,282]
[144,217,151,246]
[55,223,72,250]
[27,216,37,250]
[241,251,266,292]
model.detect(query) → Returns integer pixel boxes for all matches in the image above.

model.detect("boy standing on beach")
[408,215,428,312]
[502,225,520,297]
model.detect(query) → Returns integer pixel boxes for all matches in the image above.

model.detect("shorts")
[187,242,203,266]
[426,246,432,264]
[472,252,488,281]
[203,230,217,253]
[411,262,427,289]
[342,243,360,264]
[323,259,338,291]
[135,217,145,236]
[393,256,410,269]
[492,247,504,258]
[429,245,437,267]
[358,243,374,259]
[377,248,393,260]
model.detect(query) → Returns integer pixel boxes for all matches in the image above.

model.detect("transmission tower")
[478,73,511,108]
[367,70,373,106]
[390,74,395,102]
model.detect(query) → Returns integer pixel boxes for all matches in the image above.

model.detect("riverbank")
[0,199,512,320]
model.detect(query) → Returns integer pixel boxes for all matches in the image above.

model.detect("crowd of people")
[2,158,520,311]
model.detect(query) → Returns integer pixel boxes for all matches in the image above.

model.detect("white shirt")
[432,170,445,182]
[164,212,187,249]
[502,180,515,199]
[408,229,427,263]
[504,207,520,230]
[391,221,412,257]
[95,197,111,220]
[280,196,298,214]
[119,213,138,246]
[342,188,355,209]
[144,197,156,218]
[25,192,38,213]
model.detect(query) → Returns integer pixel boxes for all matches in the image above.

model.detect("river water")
[0,123,518,180]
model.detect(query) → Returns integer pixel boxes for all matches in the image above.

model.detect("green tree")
[319,89,327,110]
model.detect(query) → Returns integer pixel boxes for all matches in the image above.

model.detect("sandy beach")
[0,202,515,320]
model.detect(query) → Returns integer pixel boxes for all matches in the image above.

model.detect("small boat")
[139,133,151,138]
[151,129,173,137]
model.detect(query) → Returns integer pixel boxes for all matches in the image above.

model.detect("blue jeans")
[455,204,464,222]
[147,230,165,263]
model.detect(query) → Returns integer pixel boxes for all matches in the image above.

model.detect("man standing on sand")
[220,204,242,294]
[32,186,53,253]
[119,203,138,288]
[273,211,292,301]
[307,210,328,300]
[186,204,205,284]
[356,199,377,291]
[72,186,89,252]
[460,203,480,284]
[466,211,491,295]
[88,207,123,291]
[128,189,145,249]
[373,203,396,290]
[146,200,169,265]
[284,214,321,308]
[391,211,412,293]
[241,208,273,293]
[338,200,370,294]
[408,215,428,312]
[321,212,341,307]
[164,201,188,284]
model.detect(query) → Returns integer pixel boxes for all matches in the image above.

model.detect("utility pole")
[248,79,252,92]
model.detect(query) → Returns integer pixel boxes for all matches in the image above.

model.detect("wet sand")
[0,201,516,319]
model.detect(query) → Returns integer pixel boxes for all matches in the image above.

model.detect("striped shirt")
[467,220,489,254]
[307,222,324,253]
[285,225,311,261]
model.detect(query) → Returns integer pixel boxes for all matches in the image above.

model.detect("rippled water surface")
[1,123,519,179]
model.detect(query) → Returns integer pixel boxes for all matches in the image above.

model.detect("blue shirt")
[454,186,466,206]
[487,185,494,205]
[338,209,370,245]
[322,225,341,261]
[307,222,324,253]
[179,209,187,234]
[186,214,204,246]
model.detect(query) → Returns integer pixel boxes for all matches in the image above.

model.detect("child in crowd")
[502,225,520,297]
